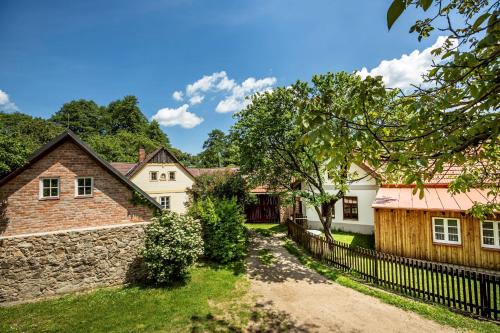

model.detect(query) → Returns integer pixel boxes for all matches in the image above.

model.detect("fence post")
[480,273,491,318]
[373,252,379,285]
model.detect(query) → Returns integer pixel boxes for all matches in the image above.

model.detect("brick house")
[0,131,161,237]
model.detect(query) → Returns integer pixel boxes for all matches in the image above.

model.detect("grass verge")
[283,238,500,333]
[0,264,251,333]
[245,223,287,237]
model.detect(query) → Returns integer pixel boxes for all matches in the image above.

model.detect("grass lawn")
[283,239,500,333]
[245,223,287,237]
[331,229,375,249]
[0,265,250,333]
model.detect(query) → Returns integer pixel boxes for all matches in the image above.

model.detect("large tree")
[106,95,149,134]
[302,0,499,217]
[198,129,238,167]
[50,99,104,136]
[232,73,393,242]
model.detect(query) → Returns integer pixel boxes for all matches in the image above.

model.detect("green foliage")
[106,95,148,134]
[193,197,248,264]
[147,120,170,147]
[86,130,162,163]
[142,211,203,284]
[50,99,104,136]
[187,171,253,207]
[197,129,239,167]
[0,112,64,178]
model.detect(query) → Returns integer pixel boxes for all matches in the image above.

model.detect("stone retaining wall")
[0,222,149,304]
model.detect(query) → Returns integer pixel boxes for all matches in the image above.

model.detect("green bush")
[194,197,248,263]
[142,211,203,284]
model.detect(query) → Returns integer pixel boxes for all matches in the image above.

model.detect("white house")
[301,163,379,234]
[111,147,195,214]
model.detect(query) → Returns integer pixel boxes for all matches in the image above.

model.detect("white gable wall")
[130,163,194,214]
[303,163,378,234]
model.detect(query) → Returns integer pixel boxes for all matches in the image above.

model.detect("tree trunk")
[314,203,334,243]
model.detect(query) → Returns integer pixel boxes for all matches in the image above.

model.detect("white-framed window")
[150,171,158,181]
[75,177,93,197]
[159,196,170,210]
[432,217,461,245]
[39,178,60,199]
[481,220,500,249]
[168,171,176,181]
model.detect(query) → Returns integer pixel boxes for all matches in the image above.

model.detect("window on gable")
[481,220,500,249]
[169,171,176,181]
[40,178,59,199]
[343,196,358,220]
[150,171,158,181]
[160,173,166,181]
[76,177,93,197]
[432,217,461,245]
[159,196,170,210]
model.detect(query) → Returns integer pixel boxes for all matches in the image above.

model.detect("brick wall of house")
[0,141,154,236]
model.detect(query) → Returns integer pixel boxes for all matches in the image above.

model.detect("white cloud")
[189,94,204,105]
[170,71,277,113]
[0,89,19,112]
[215,76,276,113]
[172,90,184,101]
[358,36,450,89]
[186,71,229,96]
[152,104,204,129]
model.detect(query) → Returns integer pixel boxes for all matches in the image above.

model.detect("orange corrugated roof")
[372,187,495,212]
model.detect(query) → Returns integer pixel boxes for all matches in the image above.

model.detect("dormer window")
[169,171,176,181]
[150,171,158,181]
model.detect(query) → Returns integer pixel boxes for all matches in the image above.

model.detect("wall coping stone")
[0,221,151,240]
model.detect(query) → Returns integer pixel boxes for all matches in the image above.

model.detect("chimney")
[138,148,145,162]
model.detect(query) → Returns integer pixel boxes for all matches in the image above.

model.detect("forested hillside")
[0,96,197,178]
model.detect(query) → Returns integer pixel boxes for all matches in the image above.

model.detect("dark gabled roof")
[0,130,162,210]
[126,146,195,180]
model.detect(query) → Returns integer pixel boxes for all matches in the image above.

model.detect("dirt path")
[246,233,458,333]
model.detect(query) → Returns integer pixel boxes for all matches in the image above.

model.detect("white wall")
[303,164,378,234]
[130,163,194,214]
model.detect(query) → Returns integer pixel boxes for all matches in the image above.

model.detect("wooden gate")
[246,194,280,223]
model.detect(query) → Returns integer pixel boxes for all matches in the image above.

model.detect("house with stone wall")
[0,130,161,303]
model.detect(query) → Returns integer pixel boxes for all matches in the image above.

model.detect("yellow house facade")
[111,147,195,214]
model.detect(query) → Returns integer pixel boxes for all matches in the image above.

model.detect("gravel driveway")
[246,232,458,333]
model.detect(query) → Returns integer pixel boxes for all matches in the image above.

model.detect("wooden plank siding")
[374,208,500,270]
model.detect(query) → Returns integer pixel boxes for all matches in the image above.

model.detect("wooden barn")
[245,186,287,223]
[373,185,499,271]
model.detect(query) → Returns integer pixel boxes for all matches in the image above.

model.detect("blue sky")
[0,0,443,154]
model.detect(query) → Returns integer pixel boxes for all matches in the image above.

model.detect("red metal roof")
[372,187,494,212]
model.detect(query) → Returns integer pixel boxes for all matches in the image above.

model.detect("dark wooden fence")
[287,221,500,321]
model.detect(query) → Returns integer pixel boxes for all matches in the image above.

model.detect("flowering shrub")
[142,211,203,284]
